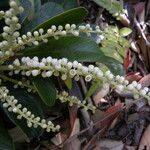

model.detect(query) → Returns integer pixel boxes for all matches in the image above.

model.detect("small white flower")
[136,84,142,90]
[88,65,94,72]
[69,69,76,76]
[45,71,52,77]
[67,62,72,68]
[47,29,52,34]
[10,1,17,8]
[46,56,52,63]
[13,59,20,66]
[72,61,78,68]
[61,31,66,36]
[39,62,45,68]
[127,84,134,90]
[85,75,92,82]
[61,58,68,65]
[25,71,31,76]
[73,31,79,36]
[93,67,99,74]
[51,25,56,31]
[65,24,70,30]
[39,28,44,34]
[97,70,103,78]
[116,85,124,92]
[140,90,147,96]
[27,32,32,37]
[31,70,39,76]
[61,74,67,80]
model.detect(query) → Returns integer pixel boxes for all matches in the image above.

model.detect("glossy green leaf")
[85,81,101,99]
[93,0,123,17]
[33,7,88,31]
[32,0,41,13]
[20,36,105,62]
[32,76,56,107]
[0,119,14,150]
[22,2,64,33]
[64,78,72,90]
[26,0,41,21]
[19,36,123,75]
[102,57,124,76]
[119,27,132,37]
[101,47,123,63]
[48,0,78,10]
[4,88,44,139]
[19,0,31,23]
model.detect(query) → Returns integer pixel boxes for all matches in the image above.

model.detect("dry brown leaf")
[138,125,150,150]
[96,139,124,150]
[8,127,28,142]
[63,118,81,150]
[70,118,80,137]
[69,105,78,129]
[93,83,110,105]
[125,145,137,150]
[125,72,142,83]
[139,74,150,87]
[51,133,63,146]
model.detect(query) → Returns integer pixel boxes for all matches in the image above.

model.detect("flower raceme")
[5,56,150,104]
[0,0,150,133]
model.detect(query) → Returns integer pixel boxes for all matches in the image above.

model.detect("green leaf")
[20,36,105,62]
[0,119,14,150]
[32,7,88,31]
[32,76,57,107]
[119,27,132,37]
[22,2,64,33]
[19,36,123,75]
[48,0,78,10]
[101,57,124,76]
[64,78,72,90]
[19,0,31,23]
[93,0,123,17]
[4,88,44,139]
[27,0,41,21]
[32,0,41,13]
[101,47,123,63]
[85,81,101,99]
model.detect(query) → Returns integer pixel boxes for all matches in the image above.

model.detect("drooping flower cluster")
[0,1,23,60]
[0,86,60,132]
[0,86,95,132]
[0,0,150,134]
[57,91,96,113]
[4,56,150,105]
[0,0,102,64]
[8,56,103,82]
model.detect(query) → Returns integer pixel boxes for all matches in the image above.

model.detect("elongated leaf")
[119,27,132,37]
[22,2,64,32]
[48,0,78,10]
[32,7,88,31]
[85,81,101,99]
[102,57,124,76]
[94,0,123,17]
[0,119,14,150]
[20,36,105,62]
[19,36,123,75]
[32,0,41,13]
[4,88,44,139]
[32,76,56,107]
[64,78,72,90]
[19,0,31,23]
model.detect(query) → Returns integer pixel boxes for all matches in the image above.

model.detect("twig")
[134,17,150,47]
